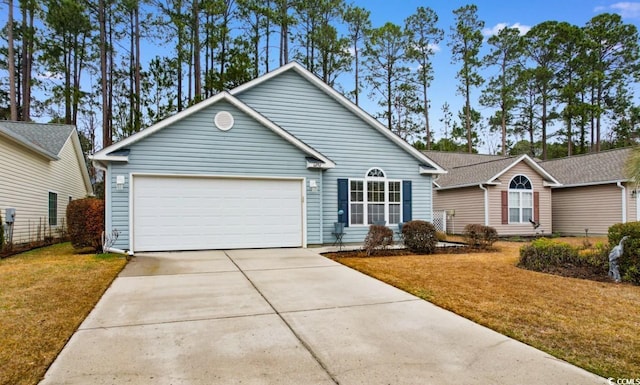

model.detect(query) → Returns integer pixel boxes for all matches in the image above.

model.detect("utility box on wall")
[5,208,15,224]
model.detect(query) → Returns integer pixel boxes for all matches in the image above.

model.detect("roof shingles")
[0,121,74,157]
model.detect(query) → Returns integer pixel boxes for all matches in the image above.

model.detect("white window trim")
[348,169,402,226]
[48,191,58,227]
[508,175,533,224]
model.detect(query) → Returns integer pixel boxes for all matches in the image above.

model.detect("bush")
[363,225,394,256]
[402,220,437,254]
[518,238,580,272]
[578,242,610,273]
[436,231,447,242]
[463,224,498,249]
[608,222,640,284]
[67,198,105,252]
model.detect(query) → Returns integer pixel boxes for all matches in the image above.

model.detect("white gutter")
[617,181,627,223]
[479,184,489,226]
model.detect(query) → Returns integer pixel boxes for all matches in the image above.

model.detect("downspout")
[105,247,134,256]
[319,169,323,244]
[479,184,489,226]
[617,181,627,223]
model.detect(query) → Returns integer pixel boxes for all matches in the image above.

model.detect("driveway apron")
[40,248,607,385]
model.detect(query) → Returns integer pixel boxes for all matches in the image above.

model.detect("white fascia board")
[435,182,500,191]
[551,179,628,189]
[69,130,93,194]
[489,154,562,186]
[230,62,446,175]
[91,90,335,169]
[223,94,335,168]
[92,92,231,160]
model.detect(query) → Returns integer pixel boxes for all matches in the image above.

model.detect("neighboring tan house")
[540,148,638,235]
[425,151,561,236]
[0,121,93,244]
[91,62,445,253]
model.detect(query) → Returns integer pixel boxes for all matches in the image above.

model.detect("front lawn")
[0,243,127,385]
[330,240,640,379]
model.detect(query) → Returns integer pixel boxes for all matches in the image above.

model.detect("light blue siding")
[107,101,319,250]
[235,70,433,244]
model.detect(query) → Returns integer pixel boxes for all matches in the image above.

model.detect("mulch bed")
[537,265,613,283]
[324,245,491,258]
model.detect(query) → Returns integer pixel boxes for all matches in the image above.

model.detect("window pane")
[509,192,519,206]
[48,192,57,226]
[389,204,401,224]
[510,175,532,190]
[367,204,385,224]
[367,181,385,202]
[350,180,363,202]
[350,203,364,224]
[523,208,533,222]
[389,181,401,203]
[522,192,533,207]
[509,208,520,223]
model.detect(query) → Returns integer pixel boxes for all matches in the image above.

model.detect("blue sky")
[2,1,640,152]
[342,0,640,152]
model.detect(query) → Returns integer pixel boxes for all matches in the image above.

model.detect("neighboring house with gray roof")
[539,147,638,235]
[425,151,561,236]
[0,121,92,244]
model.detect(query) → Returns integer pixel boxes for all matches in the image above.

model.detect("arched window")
[508,175,533,223]
[349,168,401,225]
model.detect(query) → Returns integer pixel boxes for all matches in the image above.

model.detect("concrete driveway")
[40,249,607,385]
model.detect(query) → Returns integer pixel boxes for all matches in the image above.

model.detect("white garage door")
[132,176,304,251]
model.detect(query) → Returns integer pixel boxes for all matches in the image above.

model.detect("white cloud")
[482,22,531,37]
[36,71,63,81]
[595,2,640,19]
[428,43,441,53]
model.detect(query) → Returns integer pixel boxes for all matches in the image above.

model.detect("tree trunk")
[193,0,201,100]
[99,0,110,146]
[135,2,141,131]
[8,0,18,121]
[354,39,359,106]
[465,80,472,153]
[21,3,34,121]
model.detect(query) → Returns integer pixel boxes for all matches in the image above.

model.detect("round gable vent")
[214,111,234,131]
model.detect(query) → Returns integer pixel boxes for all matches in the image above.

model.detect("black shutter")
[337,178,349,227]
[402,180,412,222]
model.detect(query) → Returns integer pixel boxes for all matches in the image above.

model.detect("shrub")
[608,222,640,284]
[402,220,437,254]
[462,224,498,249]
[578,242,610,273]
[67,198,105,252]
[363,225,394,256]
[518,238,580,272]
[436,231,447,242]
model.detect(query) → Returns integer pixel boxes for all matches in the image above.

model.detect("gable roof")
[539,147,634,187]
[92,91,336,169]
[0,121,75,160]
[0,120,93,194]
[230,62,446,175]
[428,151,560,189]
[423,150,508,169]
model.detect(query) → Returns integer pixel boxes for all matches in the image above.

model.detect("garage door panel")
[133,176,303,251]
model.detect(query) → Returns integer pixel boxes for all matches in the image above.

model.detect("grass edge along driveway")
[331,240,640,379]
[0,243,127,385]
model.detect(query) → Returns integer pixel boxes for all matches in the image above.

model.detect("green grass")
[0,243,127,385]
